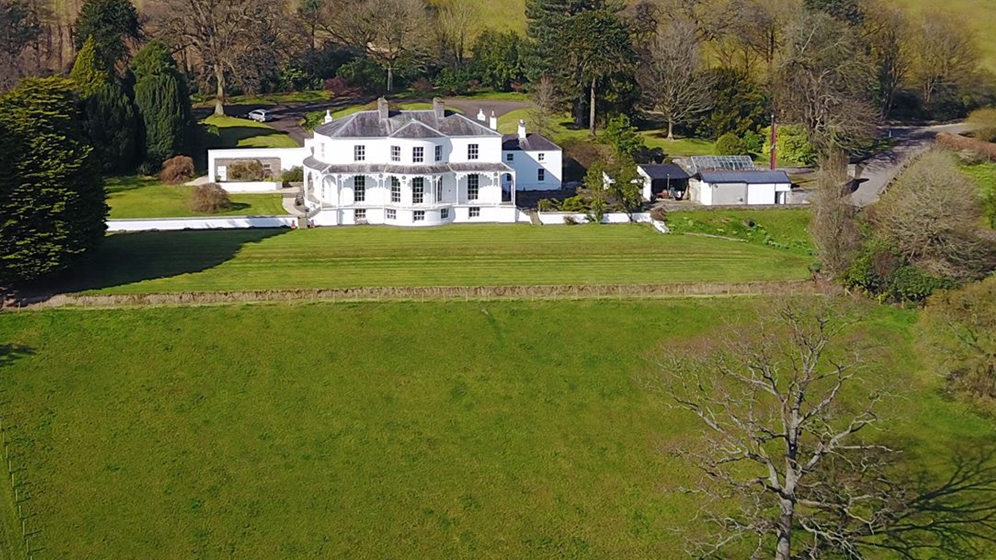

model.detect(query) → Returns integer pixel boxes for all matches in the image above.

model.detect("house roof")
[697,170,792,184]
[501,133,561,152]
[314,109,500,139]
[639,163,690,180]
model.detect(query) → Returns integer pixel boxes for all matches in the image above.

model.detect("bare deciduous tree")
[664,297,884,560]
[639,19,712,141]
[319,0,432,92]
[776,10,876,154]
[909,10,979,107]
[923,276,996,401]
[809,150,861,276]
[530,74,558,137]
[147,0,287,115]
[872,149,995,280]
[434,0,479,67]
[861,0,911,119]
[663,297,996,559]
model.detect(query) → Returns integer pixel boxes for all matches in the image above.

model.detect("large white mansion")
[208,98,563,227]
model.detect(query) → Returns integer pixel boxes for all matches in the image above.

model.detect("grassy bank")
[0,299,990,558]
[44,225,812,295]
[201,115,298,148]
[666,208,813,254]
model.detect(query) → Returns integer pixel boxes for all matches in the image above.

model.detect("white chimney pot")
[517,119,527,140]
[477,109,486,122]
[324,110,333,124]
[489,111,498,130]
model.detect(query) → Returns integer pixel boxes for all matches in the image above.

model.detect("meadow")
[40,224,813,295]
[0,298,990,558]
[106,176,288,219]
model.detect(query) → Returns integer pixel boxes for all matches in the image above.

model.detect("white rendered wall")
[207,147,308,181]
[218,181,281,192]
[506,149,563,190]
[107,216,294,231]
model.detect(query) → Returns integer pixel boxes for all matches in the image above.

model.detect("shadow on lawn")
[21,228,288,297]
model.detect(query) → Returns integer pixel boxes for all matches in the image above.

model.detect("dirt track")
[4,280,828,311]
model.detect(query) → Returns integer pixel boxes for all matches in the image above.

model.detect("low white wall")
[536,212,651,225]
[218,181,282,193]
[107,216,295,232]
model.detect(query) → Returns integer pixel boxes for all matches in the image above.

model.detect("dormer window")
[354,145,365,162]
[468,144,479,160]
[391,146,400,162]
[413,147,424,163]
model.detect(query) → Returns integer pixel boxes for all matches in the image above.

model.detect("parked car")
[248,109,273,122]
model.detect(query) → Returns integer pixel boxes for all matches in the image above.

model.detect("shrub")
[336,58,385,93]
[281,166,304,187]
[160,155,195,184]
[411,77,434,94]
[650,206,666,221]
[323,77,359,97]
[227,160,268,181]
[762,124,816,167]
[564,215,580,225]
[537,198,560,211]
[190,183,231,213]
[715,132,745,155]
[560,195,589,212]
[886,265,953,304]
[967,107,996,142]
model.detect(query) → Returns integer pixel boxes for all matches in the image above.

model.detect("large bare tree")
[663,297,996,559]
[318,0,432,92]
[861,0,911,119]
[147,0,287,115]
[909,10,980,107]
[664,298,885,560]
[776,10,876,155]
[639,19,712,141]
[433,0,479,67]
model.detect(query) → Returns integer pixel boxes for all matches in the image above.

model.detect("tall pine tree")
[83,84,138,173]
[73,0,140,74]
[131,40,192,168]
[0,78,106,285]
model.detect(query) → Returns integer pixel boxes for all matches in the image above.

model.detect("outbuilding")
[688,169,793,206]
[637,164,691,201]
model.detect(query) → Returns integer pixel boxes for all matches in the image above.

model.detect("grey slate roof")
[697,170,792,184]
[303,156,512,175]
[314,109,500,139]
[639,163,690,180]
[502,133,561,152]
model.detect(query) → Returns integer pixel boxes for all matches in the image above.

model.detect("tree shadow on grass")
[0,345,33,371]
[216,126,290,148]
[19,228,289,298]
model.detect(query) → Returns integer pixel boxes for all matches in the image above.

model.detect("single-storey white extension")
[205,98,563,227]
[637,164,691,201]
[687,170,793,205]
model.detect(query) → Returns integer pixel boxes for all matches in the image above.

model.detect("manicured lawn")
[666,208,813,254]
[0,299,990,558]
[640,132,716,157]
[49,224,813,294]
[200,115,299,148]
[193,90,334,107]
[106,176,288,219]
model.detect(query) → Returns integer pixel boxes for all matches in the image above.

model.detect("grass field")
[666,208,813,253]
[0,299,991,558]
[42,225,813,295]
[201,115,299,148]
[962,161,996,228]
[106,176,288,219]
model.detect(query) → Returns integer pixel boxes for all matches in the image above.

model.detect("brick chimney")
[377,97,389,120]
[433,98,445,119]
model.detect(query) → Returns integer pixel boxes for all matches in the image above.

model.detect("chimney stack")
[517,119,527,140]
[433,98,445,119]
[377,97,389,120]
[323,110,333,124]
[489,111,497,130]
[476,109,486,122]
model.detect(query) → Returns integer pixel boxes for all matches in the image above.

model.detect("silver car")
[248,109,273,122]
